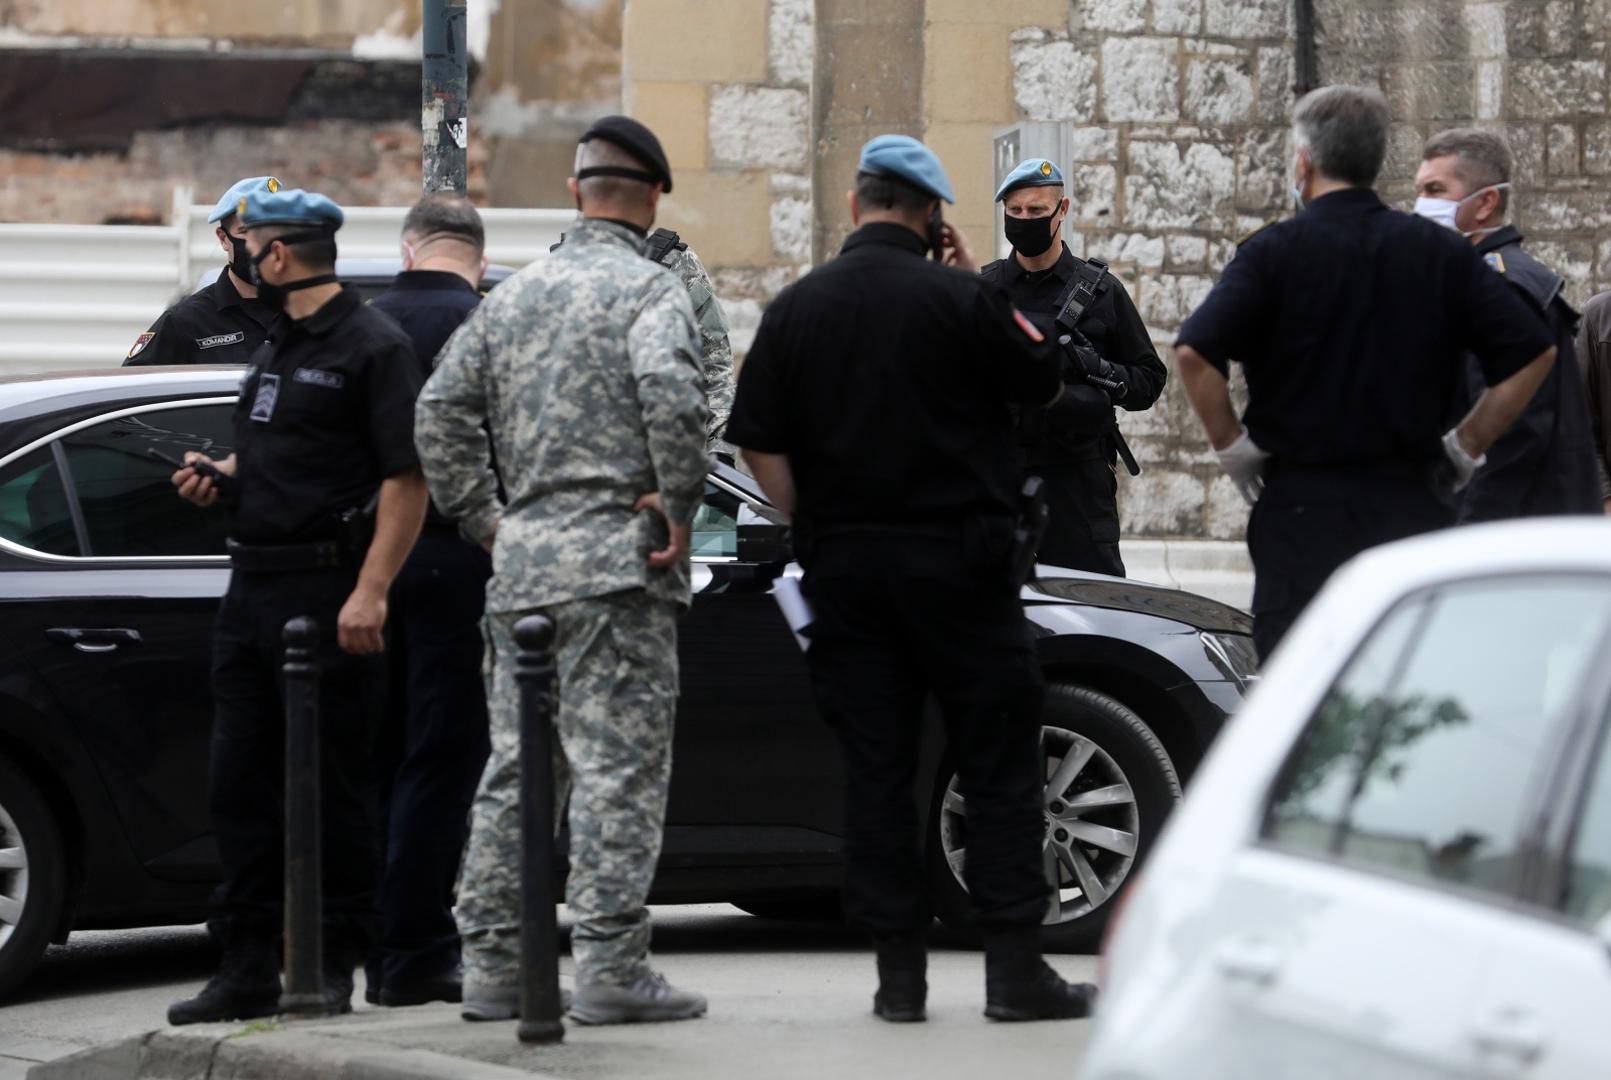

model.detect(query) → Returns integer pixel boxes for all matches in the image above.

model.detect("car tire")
[925,683,1181,952]
[734,893,843,922]
[0,755,66,999]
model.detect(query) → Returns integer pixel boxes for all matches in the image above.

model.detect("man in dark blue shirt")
[1176,86,1557,658]
[364,193,493,1009]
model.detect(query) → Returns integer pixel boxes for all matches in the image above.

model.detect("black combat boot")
[323,941,361,1017]
[168,922,281,1026]
[872,933,927,1023]
[983,929,1098,1022]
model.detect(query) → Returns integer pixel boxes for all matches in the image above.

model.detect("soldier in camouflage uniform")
[414,115,709,1026]
[660,242,735,452]
[553,228,734,451]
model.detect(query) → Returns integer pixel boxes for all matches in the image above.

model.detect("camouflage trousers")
[455,589,679,988]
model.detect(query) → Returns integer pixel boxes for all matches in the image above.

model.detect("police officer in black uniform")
[981,159,1166,576]
[727,135,1096,1025]
[363,192,492,1007]
[125,176,285,367]
[1413,127,1601,521]
[1176,86,1558,659]
[165,188,429,1025]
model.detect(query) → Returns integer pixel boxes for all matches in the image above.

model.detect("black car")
[0,367,1256,997]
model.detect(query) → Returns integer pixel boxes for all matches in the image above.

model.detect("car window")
[691,481,742,558]
[0,446,79,556]
[1264,577,1611,901]
[58,406,235,557]
[1563,726,1611,927]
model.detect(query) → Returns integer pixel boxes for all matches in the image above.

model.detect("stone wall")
[622,0,1611,543]
[622,0,815,353]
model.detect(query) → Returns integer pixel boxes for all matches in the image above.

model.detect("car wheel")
[0,755,66,999]
[926,683,1181,951]
[734,893,843,922]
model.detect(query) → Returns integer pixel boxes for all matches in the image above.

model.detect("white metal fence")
[0,193,571,372]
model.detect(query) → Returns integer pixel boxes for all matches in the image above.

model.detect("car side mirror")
[737,522,793,564]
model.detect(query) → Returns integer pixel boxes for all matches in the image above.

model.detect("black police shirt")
[983,244,1167,459]
[1177,188,1554,467]
[124,268,280,367]
[230,286,422,545]
[726,222,1061,530]
[370,269,483,531]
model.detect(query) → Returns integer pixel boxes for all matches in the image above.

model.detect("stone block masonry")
[621,0,1611,546]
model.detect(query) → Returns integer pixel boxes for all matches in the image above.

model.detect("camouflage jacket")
[415,218,708,612]
[662,244,735,447]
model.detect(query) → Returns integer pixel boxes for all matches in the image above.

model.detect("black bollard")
[515,614,564,1044]
[280,616,326,1017]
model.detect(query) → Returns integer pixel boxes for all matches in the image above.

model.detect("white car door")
[1459,699,1611,1080]
[1204,576,1611,1080]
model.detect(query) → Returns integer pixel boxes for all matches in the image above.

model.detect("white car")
[1081,519,1611,1080]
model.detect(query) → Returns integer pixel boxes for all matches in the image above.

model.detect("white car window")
[1563,728,1611,926]
[1265,577,1611,901]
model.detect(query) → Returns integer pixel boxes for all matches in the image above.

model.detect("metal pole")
[422,0,470,195]
[280,616,325,1017]
[1293,0,1320,98]
[515,614,564,1044]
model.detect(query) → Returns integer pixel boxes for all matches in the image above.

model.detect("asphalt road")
[0,905,1097,1080]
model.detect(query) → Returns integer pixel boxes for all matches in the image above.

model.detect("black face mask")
[227,234,255,283]
[249,238,338,311]
[1003,211,1060,258]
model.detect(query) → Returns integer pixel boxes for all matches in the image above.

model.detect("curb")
[27,1023,558,1080]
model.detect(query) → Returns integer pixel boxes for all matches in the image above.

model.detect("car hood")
[1026,570,1252,635]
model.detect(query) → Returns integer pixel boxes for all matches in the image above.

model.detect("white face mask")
[1413,183,1510,235]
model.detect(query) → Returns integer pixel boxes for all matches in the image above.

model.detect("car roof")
[0,366,242,426]
[1323,519,1611,617]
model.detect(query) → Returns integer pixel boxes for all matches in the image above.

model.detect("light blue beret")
[208,177,285,224]
[236,188,345,232]
[857,134,955,204]
[994,158,1065,202]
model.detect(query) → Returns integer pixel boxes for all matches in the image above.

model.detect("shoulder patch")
[1012,307,1045,343]
[1484,251,1506,274]
[1237,222,1273,247]
[127,332,155,359]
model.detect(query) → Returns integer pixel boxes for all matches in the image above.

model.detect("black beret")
[578,115,674,194]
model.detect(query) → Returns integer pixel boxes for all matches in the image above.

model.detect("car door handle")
[1214,938,1282,987]
[1469,1012,1546,1065]
[45,627,143,653]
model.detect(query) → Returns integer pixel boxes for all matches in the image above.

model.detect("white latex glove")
[1441,428,1486,492]
[1216,428,1271,506]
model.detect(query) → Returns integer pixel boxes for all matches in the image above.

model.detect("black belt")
[225,538,350,573]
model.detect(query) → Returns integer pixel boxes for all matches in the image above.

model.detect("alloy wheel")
[0,798,28,952]
[938,725,1140,926]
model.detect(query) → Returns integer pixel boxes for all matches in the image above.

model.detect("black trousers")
[367,533,491,990]
[209,566,385,957]
[1030,459,1125,578]
[803,534,1048,939]
[1249,466,1454,659]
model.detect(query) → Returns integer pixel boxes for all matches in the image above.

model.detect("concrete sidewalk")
[29,947,1098,1080]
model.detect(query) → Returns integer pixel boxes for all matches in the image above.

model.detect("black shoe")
[168,974,282,1026]
[983,929,1097,1022]
[984,961,1097,1021]
[168,925,281,1026]
[872,934,926,1023]
[323,962,355,1017]
[364,985,380,1006]
[379,967,463,1007]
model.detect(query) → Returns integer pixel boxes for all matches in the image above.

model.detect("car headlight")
[1200,630,1259,689]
